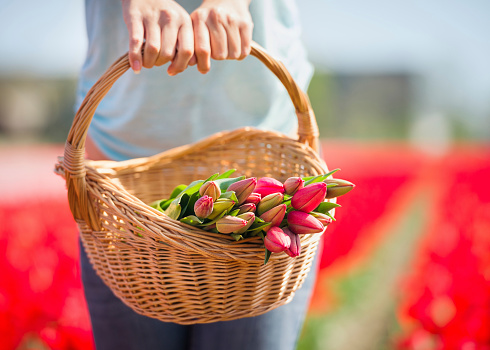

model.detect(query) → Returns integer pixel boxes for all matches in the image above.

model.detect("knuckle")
[211,51,227,60]
[208,8,223,23]
[240,20,254,31]
[130,37,143,49]
[228,50,240,60]
[191,9,206,22]
[146,43,159,55]
[180,49,193,59]
[160,48,174,59]
[160,9,177,23]
[195,46,210,57]
[225,14,237,26]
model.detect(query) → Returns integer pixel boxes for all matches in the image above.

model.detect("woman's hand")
[121,0,194,75]
[189,0,253,74]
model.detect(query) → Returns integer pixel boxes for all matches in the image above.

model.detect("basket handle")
[63,42,320,228]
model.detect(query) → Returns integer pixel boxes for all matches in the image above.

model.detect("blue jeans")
[80,240,319,350]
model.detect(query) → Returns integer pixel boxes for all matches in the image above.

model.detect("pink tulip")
[310,212,333,226]
[256,192,284,216]
[227,177,257,204]
[283,227,301,257]
[260,204,287,231]
[199,181,221,201]
[194,195,214,219]
[216,215,248,234]
[254,177,285,197]
[284,177,305,195]
[287,210,324,235]
[244,192,261,205]
[291,182,327,213]
[237,203,256,215]
[264,226,291,253]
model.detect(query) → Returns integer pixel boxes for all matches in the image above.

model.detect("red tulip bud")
[310,212,333,226]
[234,212,256,234]
[237,203,256,215]
[287,211,324,235]
[227,177,257,204]
[259,204,287,231]
[194,195,214,219]
[199,181,221,201]
[244,192,261,205]
[283,227,301,257]
[291,182,327,213]
[216,215,248,234]
[254,177,284,197]
[264,226,291,253]
[207,198,236,220]
[256,192,284,216]
[284,177,305,195]
[324,179,355,199]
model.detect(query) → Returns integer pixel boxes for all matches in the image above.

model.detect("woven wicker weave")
[56,42,330,324]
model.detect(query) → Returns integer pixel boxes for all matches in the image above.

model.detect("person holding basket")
[77,0,319,349]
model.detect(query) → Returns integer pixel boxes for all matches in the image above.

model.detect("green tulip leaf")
[164,201,181,220]
[264,248,272,265]
[150,199,166,212]
[215,169,237,179]
[249,221,271,231]
[180,215,203,226]
[181,192,200,218]
[159,198,175,211]
[214,176,246,191]
[314,201,341,214]
[230,233,243,241]
[198,210,228,227]
[204,173,220,182]
[219,191,239,203]
[303,169,340,186]
[228,209,240,217]
[169,184,187,199]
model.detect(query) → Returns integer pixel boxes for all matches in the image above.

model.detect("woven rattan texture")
[57,42,329,324]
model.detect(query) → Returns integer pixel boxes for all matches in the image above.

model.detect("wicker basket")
[56,42,330,325]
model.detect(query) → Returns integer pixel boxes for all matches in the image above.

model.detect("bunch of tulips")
[151,169,354,263]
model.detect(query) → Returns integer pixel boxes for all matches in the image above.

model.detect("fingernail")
[133,60,141,74]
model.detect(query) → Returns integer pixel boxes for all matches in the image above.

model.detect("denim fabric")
[80,240,319,350]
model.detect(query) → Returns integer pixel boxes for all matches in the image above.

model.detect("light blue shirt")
[77,0,313,161]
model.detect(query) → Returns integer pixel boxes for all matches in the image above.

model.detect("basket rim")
[84,126,324,173]
[56,127,329,263]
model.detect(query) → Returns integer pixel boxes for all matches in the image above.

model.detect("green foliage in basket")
[150,169,355,264]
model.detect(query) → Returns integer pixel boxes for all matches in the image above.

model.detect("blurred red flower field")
[0,142,489,349]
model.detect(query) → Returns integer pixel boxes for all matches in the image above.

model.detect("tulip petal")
[255,177,285,197]
[287,210,324,235]
[291,182,327,213]
[264,226,291,253]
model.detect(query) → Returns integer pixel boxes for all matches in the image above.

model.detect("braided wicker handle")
[63,42,320,228]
